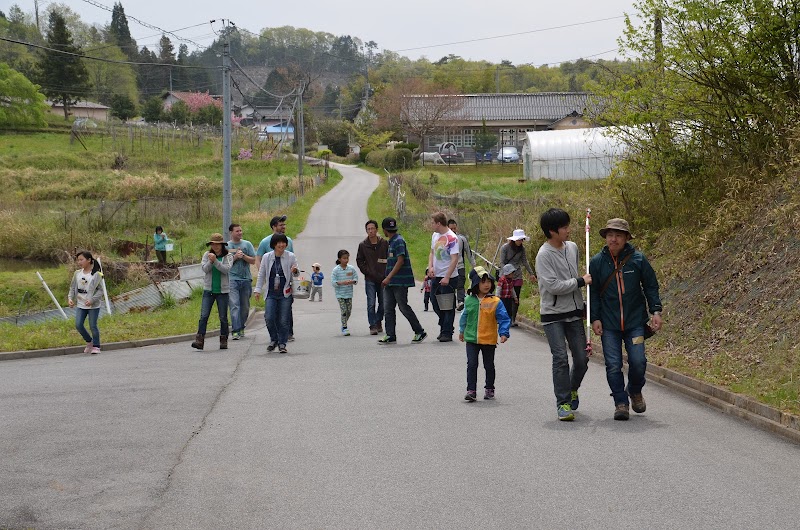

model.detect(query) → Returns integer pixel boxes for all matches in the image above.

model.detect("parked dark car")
[475,151,492,163]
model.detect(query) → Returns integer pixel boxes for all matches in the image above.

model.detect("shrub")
[359,148,372,163]
[365,149,387,168]
[385,148,413,170]
[395,142,418,152]
[316,149,332,159]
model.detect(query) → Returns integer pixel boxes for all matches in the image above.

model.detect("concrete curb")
[0,310,258,362]
[515,315,800,445]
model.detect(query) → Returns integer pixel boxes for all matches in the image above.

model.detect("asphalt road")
[2,164,800,529]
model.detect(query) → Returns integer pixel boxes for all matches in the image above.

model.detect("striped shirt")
[385,234,415,287]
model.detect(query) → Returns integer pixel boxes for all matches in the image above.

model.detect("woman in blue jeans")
[254,234,298,354]
[191,233,234,351]
[68,251,104,354]
[589,218,663,421]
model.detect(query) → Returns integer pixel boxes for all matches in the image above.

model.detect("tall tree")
[37,10,90,120]
[108,2,137,60]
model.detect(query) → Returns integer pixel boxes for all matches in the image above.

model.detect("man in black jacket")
[356,219,389,335]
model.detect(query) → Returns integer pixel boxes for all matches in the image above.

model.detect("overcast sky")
[12,0,640,66]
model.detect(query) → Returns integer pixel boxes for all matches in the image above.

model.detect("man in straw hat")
[191,233,234,351]
[589,218,663,421]
[499,228,537,326]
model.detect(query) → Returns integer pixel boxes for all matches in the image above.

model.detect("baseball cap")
[381,217,398,231]
[270,215,287,228]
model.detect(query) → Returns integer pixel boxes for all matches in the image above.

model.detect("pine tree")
[108,2,137,61]
[37,11,90,120]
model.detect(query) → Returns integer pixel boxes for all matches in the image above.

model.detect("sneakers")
[570,390,580,411]
[240,330,245,338]
[231,332,241,340]
[630,393,646,413]
[412,331,427,343]
[342,328,350,336]
[464,390,477,402]
[287,335,295,342]
[90,347,101,354]
[369,326,378,336]
[456,302,464,311]
[267,342,277,352]
[83,342,93,353]
[438,335,453,342]
[614,403,630,421]
[377,335,396,344]
[278,344,288,354]
[557,404,575,421]
[484,388,495,400]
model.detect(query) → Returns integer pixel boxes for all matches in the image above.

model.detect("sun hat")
[469,265,494,288]
[599,218,634,238]
[507,229,529,242]
[312,262,321,269]
[206,233,227,246]
[500,263,517,276]
[381,217,398,231]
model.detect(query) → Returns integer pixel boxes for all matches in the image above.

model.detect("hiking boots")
[369,326,378,336]
[220,335,228,350]
[191,333,205,350]
[558,404,575,421]
[630,393,646,413]
[614,403,630,421]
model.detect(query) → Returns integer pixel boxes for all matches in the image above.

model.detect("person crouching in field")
[68,251,104,354]
[459,266,511,402]
[191,233,234,351]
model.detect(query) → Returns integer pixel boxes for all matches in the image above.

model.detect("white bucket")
[292,273,311,299]
[165,242,174,251]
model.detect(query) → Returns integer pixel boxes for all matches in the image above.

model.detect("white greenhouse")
[521,127,628,181]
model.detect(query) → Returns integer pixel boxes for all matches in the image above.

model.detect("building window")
[449,131,463,147]
[463,129,476,147]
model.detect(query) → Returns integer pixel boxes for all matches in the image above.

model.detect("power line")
[0,36,220,70]
[393,16,626,53]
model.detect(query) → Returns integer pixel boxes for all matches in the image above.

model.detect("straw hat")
[507,229,529,241]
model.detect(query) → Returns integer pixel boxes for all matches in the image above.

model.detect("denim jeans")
[364,280,385,328]
[383,285,423,338]
[228,279,252,333]
[601,326,647,405]
[198,291,229,337]
[543,319,589,406]
[265,295,292,345]
[75,307,100,346]
[431,277,456,337]
[466,342,496,392]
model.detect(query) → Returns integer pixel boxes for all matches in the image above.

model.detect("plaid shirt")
[498,275,516,299]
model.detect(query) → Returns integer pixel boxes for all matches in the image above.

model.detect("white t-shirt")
[430,229,460,278]
[76,271,94,306]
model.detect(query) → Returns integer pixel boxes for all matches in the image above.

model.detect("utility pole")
[297,83,305,183]
[221,22,232,239]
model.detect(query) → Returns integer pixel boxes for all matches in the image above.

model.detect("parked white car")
[498,146,520,163]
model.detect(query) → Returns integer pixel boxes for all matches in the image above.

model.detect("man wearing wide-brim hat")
[191,233,234,351]
[589,218,663,421]
[499,228,537,326]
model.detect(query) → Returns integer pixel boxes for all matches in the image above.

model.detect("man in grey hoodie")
[535,208,592,421]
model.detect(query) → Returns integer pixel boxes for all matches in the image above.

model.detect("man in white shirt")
[427,211,460,342]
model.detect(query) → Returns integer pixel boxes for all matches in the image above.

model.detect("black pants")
[423,290,430,310]
[466,342,496,392]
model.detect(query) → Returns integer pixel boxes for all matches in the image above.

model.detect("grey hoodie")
[535,240,586,323]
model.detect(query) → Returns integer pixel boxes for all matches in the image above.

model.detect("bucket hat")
[206,233,227,246]
[599,218,634,238]
[500,263,517,276]
[507,229,529,242]
[469,265,494,288]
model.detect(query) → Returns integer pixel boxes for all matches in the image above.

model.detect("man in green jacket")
[589,218,663,421]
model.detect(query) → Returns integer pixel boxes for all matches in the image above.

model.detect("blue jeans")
[197,291,229,337]
[466,342,496,392]
[383,285,424,338]
[431,277,456,337]
[364,280,384,328]
[543,319,589,406]
[75,307,100,346]
[601,326,647,405]
[228,279,252,333]
[265,295,292,345]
